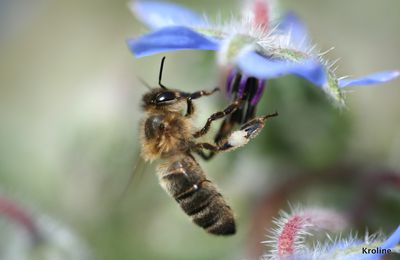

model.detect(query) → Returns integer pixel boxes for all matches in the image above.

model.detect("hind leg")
[194,112,278,153]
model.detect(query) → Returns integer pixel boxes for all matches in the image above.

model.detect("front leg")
[194,112,278,152]
[193,99,242,138]
[185,87,219,116]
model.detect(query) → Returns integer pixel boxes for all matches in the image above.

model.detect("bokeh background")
[0,0,399,259]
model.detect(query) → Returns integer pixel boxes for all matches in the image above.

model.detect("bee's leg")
[213,116,236,145]
[193,99,242,138]
[194,149,216,161]
[189,88,219,100]
[195,112,278,152]
[185,87,219,116]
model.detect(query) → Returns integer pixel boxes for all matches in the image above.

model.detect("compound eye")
[155,91,177,104]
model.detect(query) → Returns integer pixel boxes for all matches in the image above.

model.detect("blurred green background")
[0,0,399,259]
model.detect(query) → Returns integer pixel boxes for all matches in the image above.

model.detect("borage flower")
[128,0,399,130]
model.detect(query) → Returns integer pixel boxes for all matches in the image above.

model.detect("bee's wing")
[118,150,147,201]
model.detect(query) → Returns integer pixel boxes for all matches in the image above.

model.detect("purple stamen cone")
[251,80,265,106]
[238,75,248,99]
[226,69,237,96]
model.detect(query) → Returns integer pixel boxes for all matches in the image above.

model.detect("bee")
[139,57,278,235]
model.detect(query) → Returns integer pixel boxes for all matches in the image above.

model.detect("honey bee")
[139,57,277,235]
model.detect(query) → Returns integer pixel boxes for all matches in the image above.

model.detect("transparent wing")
[118,149,147,202]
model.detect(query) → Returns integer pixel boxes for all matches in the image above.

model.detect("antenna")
[158,56,167,89]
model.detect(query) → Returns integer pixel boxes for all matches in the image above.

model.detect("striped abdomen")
[158,156,236,235]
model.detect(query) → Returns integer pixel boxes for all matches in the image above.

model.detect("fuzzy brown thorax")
[140,109,193,162]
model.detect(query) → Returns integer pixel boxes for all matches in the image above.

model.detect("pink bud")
[0,195,40,240]
[267,208,348,259]
[252,0,269,29]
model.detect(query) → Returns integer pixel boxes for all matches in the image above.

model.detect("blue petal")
[127,26,219,58]
[278,12,310,49]
[351,226,400,260]
[129,1,206,29]
[237,51,327,86]
[380,225,400,252]
[339,71,400,88]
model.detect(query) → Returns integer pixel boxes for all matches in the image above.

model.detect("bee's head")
[142,88,187,111]
[141,56,188,112]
